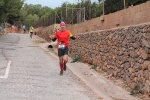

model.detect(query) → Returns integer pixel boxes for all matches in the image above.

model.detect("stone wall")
[69,23,150,95]
[67,1,150,34]
[35,24,59,42]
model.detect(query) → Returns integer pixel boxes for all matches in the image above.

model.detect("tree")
[20,3,54,27]
[0,0,6,22]
[22,4,53,19]
[126,0,148,6]
[24,14,39,28]
[0,0,24,24]
[98,0,102,2]
[104,0,124,14]
[104,0,148,14]
[54,7,61,23]
[91,1,102,18]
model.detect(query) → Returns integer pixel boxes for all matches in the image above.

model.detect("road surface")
[0,33,100,100]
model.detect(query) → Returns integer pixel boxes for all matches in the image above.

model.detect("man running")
[22,25,26,34]
[0,26,2,34]
[29,26,34,38]
[49,21,78,75]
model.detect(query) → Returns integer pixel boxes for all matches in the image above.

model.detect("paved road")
[0,34,100,100]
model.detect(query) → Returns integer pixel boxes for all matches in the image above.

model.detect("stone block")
[142,61,150,71]
[143,80,150,93]
[139,48,149,59]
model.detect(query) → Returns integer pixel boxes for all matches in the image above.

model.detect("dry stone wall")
[35,24,60,42]
[69,24,150,95]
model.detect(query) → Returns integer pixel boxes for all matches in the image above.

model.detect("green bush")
[71,56,82,63]
[90,65,97,70]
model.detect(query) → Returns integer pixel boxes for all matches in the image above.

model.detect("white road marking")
[0,60,11,78]
[0,76,5,78]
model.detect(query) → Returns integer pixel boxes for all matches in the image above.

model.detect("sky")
[24,0,78,8]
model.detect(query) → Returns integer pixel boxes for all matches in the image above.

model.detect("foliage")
[24,14,39,28]
[71,56,82,63]
[90,65,97,70]
[0,0,24,24]
[91,1,102,18]
[126,0,148,6]
[130,84,140,95]
[54,7,62,23]
[104,0,124,14]
[21,4,53,27]
[104,0,148,14]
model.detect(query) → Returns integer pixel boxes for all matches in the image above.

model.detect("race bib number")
[58,44,65,49]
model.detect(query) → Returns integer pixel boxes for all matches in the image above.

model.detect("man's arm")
[70,36,76,40]
[69,31,79,40]
[52,38,57,41]
[50,32,58,42]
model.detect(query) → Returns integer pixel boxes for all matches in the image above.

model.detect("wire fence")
[34,7,85,28]
[34,0,149,28]
[34,13,56,28]
[0,22,9,34]
[0,22,23,33]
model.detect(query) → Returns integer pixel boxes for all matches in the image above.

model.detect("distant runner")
[22,25,26,34]
[0,26,2,34]
[29,26,34,38]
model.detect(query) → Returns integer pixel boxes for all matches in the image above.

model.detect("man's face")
[60,26,65,31]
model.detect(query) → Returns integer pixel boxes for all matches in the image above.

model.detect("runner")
[29,26,34,38]
[22,25,26,34]
[0,26,2,34]
[49,21,78,75]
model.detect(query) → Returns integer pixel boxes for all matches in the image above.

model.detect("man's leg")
[63,47,69,71]
[58,49,64,75]
[59,57,64,71]
[30,33,31,38]
[30,33,32,38]
[63,55,68,71]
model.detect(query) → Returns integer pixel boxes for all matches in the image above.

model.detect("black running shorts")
[58,47,68,57]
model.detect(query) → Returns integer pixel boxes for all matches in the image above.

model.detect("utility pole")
[124,0,126,9]
[66,1,67,24]
[72,7,73,24]
[61,5,62,21]
[84,7,85,22]
[89,0,91,20]
[77,2,81,23]
[103,0,105,15]
[54,12,56,24]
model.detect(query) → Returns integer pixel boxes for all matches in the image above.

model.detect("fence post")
[124,0,126,9]
[66,2,67,24]
[103,0,105,15]
[54,12,56,24]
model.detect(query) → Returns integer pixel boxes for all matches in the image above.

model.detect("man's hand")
[75,35,79,39]
[49,35,54,39]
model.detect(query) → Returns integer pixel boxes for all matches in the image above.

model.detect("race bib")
[58,44,65,49]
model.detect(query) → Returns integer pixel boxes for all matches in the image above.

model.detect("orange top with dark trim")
[54,30,72,47]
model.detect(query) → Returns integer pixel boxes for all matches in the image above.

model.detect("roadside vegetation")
[0,0,148,29]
